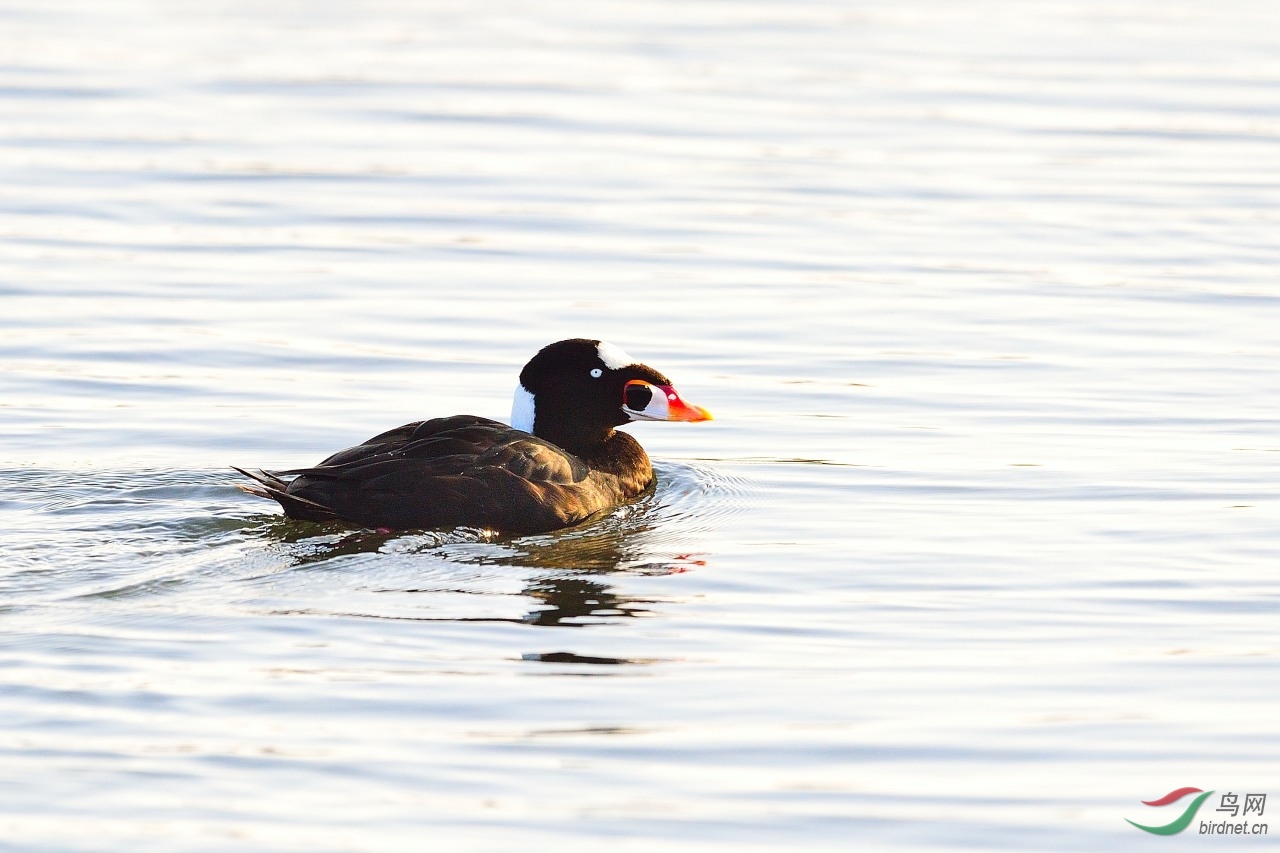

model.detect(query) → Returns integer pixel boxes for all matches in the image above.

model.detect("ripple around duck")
[226,458,756,572]
[210,459,758,627]
[0,467,260,603]
[0,458,755,630]
[651,459,758,528]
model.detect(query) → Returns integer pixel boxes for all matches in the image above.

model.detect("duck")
[234,338,712,534]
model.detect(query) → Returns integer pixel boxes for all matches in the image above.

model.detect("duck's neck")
[538,419,652,479]
[510,385,652,485]
[535,420,617,464]
[562,430,654,497]
[591,431,653,484]
[512,385,625,464]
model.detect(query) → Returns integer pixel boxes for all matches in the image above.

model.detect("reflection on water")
[520,575,654,628]
[521,650,660,666]
[245,468,713,629]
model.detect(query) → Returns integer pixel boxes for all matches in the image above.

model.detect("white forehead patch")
[595,341,636,371]
[510,384,536,433]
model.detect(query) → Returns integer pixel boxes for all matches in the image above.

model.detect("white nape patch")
[510,384,536,433]
[595,341,636,371]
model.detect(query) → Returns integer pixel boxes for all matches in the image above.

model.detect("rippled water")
[3,1,1279,850]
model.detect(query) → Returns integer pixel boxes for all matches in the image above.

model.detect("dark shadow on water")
[521,651,655,665]
[520,573,659,627]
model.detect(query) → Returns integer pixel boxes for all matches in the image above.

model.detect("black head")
[510,338,711,454]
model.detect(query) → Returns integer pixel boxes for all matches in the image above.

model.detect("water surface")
[2,1,1279,850]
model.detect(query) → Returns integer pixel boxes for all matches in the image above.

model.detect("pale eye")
[590,368,603,378]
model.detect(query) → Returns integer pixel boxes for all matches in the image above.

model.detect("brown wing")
[265,417,596,532]
[304,415,509,469]
[469,437,589,484]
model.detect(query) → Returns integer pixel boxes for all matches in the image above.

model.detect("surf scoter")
[235,338,712,534]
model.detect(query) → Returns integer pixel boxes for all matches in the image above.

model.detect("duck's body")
[236,414,653,534]
[236,339,710,534]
